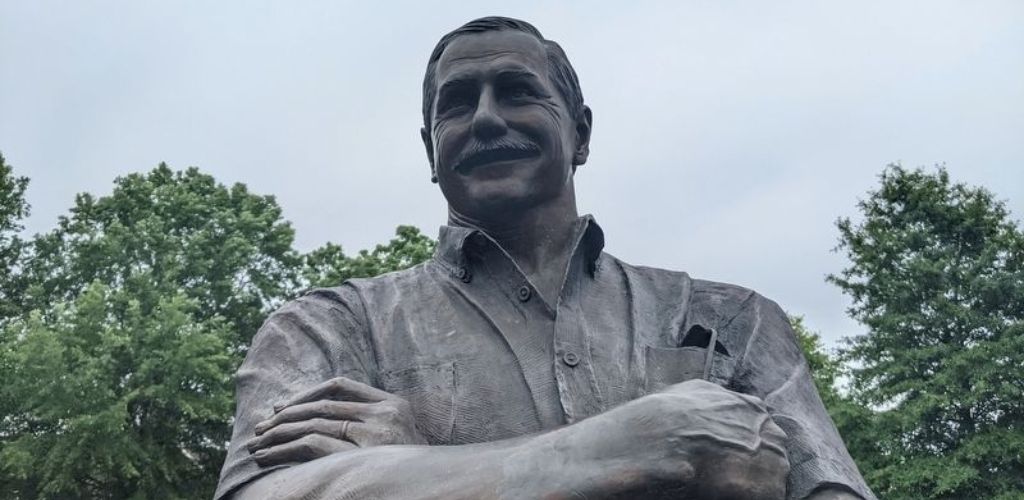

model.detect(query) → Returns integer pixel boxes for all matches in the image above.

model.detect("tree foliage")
[302,225,436,289]
[20,164,301,350]
[1,164,297,498]
[829,165,1024,499]
[0,162,437,498]
[0,284,234,499]
[0,153,30,321]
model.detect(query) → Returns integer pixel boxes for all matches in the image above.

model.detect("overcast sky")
[2,1,1022,347]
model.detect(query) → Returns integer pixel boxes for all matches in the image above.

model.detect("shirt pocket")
[643,346,736,393]
[379,360,456,444]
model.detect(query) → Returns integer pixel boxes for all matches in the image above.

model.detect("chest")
[362,270,737,445]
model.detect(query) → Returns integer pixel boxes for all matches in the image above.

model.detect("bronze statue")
[216,17,875,500]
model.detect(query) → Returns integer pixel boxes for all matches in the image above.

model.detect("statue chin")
[456,183,555,220]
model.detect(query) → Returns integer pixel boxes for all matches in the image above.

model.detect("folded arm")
[230,380,791,500]
[233,436,536,500]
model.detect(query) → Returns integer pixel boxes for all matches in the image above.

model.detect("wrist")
[501,414,694,499]
[498,426,600,499]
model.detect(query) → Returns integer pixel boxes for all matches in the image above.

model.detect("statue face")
[423,30,588,219]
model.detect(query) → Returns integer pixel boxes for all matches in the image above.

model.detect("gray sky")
[2,1,1022,347]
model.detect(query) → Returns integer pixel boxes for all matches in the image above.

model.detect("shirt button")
[516,285,532,302]
[455,267,471,283]
[562,351,580,367]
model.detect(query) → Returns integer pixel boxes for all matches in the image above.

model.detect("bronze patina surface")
[217,17,875,500]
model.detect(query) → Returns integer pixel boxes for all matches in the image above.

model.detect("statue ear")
[572,106,593,167]
[420,127,437,182]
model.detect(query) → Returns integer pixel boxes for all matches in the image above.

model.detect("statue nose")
[471,90,507,140]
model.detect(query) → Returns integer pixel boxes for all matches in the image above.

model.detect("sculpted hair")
[422,16,585,131]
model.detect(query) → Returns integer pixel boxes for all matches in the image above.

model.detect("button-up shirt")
[216,216,875,500]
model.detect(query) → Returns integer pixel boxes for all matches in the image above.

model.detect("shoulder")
[268,282,365,326]
[598,252,694,300]
[687,278,790,334]
[245,278,386,379]
[603,253,791,356]
[602,252,775,318]
[252,278,379,352]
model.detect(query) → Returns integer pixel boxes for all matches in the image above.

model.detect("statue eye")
[437,86,476,114]
[505,84,536,100]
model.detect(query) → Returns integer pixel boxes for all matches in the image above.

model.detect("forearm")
[232,432,586,500]
[231,410,676,500]
[234,443,500,500]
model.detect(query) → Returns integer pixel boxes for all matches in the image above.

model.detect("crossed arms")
[231,377,858,499]
[234,377,785,499]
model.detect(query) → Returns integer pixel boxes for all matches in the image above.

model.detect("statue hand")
[663,380,790,499]
[569,379,789,499]
[245,376,427,468]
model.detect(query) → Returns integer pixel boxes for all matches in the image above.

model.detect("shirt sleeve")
[213,285,376,500]
[729,293,876,500]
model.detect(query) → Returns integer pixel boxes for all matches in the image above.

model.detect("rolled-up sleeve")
[214,285,375,500]
[730,293,876,500]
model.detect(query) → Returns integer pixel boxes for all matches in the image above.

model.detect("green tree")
[0,153,30,321]
[302,225,436,289]
[0,284,233,499]
[1,165,301,498]
[21,164,301,351]
[0,162,439,498]
[829,165,1024,499]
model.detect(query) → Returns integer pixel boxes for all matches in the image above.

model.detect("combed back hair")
[421,16,585,132]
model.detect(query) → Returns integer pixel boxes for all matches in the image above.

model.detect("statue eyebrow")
[439,65,542,94]
[437,77,475,100]
[495,68,541,82]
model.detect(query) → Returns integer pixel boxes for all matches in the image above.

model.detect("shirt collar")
[434,214,606,275]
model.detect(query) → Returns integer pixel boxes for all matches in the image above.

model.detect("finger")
[274,376,393,412]
[256,400,373,435]
[333,420,376,447]
[251,434,357,468]
[247,418,348,454]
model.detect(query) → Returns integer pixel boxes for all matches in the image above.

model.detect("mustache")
[452,138,541,172]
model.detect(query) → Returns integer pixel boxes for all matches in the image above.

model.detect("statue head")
[420,17,593,221]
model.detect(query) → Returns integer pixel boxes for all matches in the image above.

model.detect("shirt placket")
[553,248,605,423]
[468,239,566,428]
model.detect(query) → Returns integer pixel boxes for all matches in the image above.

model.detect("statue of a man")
[216,17,875,500]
